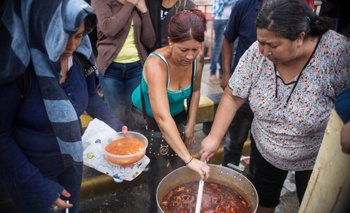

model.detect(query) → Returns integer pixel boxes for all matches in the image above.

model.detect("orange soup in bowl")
[104,137,146,165]
[105,137,145,155]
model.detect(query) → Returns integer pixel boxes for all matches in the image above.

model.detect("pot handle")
[227,163,245,174]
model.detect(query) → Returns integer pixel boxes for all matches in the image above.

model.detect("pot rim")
[156,164,258,213]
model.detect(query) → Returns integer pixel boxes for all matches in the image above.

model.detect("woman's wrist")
[185,156,194,165]
[184,122,195,132]
[136,1,148,13]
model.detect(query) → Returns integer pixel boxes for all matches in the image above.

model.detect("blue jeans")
[210,19,228,76]
[100,61,142,130]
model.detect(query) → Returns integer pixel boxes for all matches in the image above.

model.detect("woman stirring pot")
[131,9,210,212]
[200,0,350,212]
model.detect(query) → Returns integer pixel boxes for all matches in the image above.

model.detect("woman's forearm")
[186,89,200,127]
[92,0,134,38]
[209,87,245,140]
[155,114,193,163]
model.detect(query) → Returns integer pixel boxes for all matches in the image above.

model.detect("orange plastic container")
[103,131,148,165]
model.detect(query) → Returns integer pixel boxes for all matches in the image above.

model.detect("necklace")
[274,66,303,108]
[274,37,320,108]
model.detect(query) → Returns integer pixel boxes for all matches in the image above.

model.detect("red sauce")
[105,137,144,155]
[161,181,252,213]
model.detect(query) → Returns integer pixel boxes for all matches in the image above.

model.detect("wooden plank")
[299,110,350,213]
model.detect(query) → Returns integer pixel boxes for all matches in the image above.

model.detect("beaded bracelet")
[185,156,194,165]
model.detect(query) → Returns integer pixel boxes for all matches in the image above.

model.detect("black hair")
[256,0,333,40]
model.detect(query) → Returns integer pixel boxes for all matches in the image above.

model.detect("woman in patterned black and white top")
[200,0,350,212]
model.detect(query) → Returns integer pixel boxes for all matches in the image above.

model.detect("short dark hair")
[256,0,332,40]
[168,9,207,43]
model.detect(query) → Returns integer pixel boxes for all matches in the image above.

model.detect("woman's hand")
[51,189,73,211]
[184,134,195,149]
[199,133,221,162]
[121,125,128,133]
[340,121,350,154]
[134,0,148,13]
[186,158,210,180]
[184,124,195,148]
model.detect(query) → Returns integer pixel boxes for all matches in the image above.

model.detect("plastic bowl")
[102,131,148,165]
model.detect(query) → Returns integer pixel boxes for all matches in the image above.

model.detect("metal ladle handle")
[195,178,204,213]
[195,160,207,213]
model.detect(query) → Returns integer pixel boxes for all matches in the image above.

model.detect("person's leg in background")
[209,19,228,84]
[100,61,142,130]
[222,102,254,180]
[100,62,126,123]
[123,61,143,130]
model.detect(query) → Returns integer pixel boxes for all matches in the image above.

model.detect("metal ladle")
[195,160,207,213]
[195,178,204,213]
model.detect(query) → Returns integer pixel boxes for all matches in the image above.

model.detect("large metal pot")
[156,164,258,212]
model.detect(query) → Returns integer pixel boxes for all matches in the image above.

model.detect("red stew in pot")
[160,181,252,213]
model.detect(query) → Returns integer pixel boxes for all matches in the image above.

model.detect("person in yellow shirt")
[92,0,156,129]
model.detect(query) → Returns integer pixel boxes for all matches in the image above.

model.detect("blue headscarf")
[1,0,97,166]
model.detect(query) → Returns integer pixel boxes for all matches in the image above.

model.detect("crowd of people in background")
[209,0,237,84]
[92,0,155,130]
[0,0,349,212]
